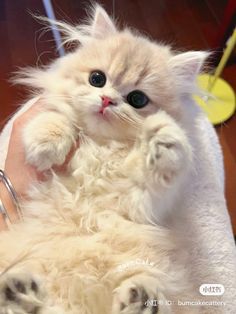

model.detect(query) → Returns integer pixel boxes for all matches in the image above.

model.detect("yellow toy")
[196,28,236,125]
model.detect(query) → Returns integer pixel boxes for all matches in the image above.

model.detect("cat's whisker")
[120,111,142,125]
[113,111,141,129]
[119,116,137,127]
[40,94,73,101]
[78,131,89,145]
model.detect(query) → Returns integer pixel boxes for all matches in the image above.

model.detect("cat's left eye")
[89,71,106,88]
[127,90,149,109]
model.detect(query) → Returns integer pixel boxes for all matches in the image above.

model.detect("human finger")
[12,99,44,129]
[0,212,7,231]
[52,140,80,172]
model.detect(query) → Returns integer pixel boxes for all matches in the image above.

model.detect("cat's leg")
[112,274,170,314]
[21,111,77,171]
[111,274,198,314]
[127,111,192,188]
[124,110,192,222]
[0,270,66,314]
[141,111,192,187]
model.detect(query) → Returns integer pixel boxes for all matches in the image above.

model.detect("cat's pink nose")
[101,96,115,108]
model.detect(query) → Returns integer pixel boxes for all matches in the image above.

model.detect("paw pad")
[4,286,16,302]
[114,283,159,313]
[129,287,139,303]
[0,271,44,313]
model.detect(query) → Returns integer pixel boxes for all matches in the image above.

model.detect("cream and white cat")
[0,4,208,314]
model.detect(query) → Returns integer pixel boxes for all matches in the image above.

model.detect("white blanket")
[0,98,235,313]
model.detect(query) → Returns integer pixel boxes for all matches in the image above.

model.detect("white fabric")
[181,113,236,313]
[0,98,235,313]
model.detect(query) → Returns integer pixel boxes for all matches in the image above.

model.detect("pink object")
[100,96,115,114]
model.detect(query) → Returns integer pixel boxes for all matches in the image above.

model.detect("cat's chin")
[94,107,124,127]
[83,112,114,140]
[83,114,130,143]
[95,110,111,122]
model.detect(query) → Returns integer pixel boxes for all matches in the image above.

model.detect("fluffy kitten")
[0,4,208,314]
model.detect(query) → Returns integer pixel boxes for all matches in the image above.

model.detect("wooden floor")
[0,0,235,234]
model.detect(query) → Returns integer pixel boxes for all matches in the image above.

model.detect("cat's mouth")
[99,107,108,115]
[96,107,112,121]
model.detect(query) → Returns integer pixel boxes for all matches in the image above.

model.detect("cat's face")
[18,5,207,141]
[57,32,177,141]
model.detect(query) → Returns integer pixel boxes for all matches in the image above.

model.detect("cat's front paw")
[142,111,192,184]
[23,112,76,171]
[0,270,45,314]
[112,275,160,314]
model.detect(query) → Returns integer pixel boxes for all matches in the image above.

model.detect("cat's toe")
[24,134,73,171]
[22,112,75,171]
[35,143,70,171]
[147,134,182,173]
[112,281,159,314]
[143,112,192,184]
[0,270,45,314]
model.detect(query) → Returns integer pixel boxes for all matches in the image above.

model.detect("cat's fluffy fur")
[0,4,208,314]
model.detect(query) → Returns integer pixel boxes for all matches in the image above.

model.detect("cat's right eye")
[89,71,106,88]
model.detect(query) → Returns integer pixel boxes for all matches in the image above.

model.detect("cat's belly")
[0,142,148,270]
[23,141,152,229]
[0,212,172,311]
[0,143,174,310]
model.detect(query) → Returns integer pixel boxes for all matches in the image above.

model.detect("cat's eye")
[89,71,106,88]
[126,90,149,109]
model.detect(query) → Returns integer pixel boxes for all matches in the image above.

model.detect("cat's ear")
[169,51,209,81]
[91,5,116,38]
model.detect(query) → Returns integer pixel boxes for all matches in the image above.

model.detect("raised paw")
[22,111,76,171]
[112,276,160,314]
[0,270,45,314]
[142,111,192,184]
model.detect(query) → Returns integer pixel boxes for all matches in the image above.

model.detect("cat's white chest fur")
[55,138,150,227]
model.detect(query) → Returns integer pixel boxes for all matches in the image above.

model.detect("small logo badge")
[199,284,225,296]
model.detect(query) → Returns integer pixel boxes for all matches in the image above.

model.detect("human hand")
[0,101,77,230]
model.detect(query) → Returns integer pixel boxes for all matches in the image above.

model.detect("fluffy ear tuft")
[91,4,116,38]
[31,5,117,48]
[169,51,209,81]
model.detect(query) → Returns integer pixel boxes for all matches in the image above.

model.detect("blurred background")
[0,0,235,235]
